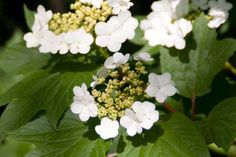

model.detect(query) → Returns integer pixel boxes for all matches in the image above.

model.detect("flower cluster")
[141,0,232,50]
[71,52,177,139]
[140,0,192,50]
[191,0,232,28]
[207,0,232,28]
[24,0,137,54]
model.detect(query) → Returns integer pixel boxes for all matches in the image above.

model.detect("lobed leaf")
[0,70,96,136]
[119,113,210,157]
[202,97,236,151]
[160,15,236,98]
[10,112,110,157]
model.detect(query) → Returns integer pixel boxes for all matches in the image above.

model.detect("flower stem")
[107,133,121,157]
[225,61,236,75]
[98,47,109,59]
[163,102,176,113]
[191,93,196,120]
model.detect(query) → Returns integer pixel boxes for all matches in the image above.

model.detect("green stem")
[108,133,122,156]
[98,47,109,59]
[163,102,176,113]
[208,143,227,156]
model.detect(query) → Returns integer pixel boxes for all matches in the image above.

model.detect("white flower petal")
[107,41,122,52]
[146,73,177,103]
[71,102,83,114]
[155,92,167,103]
[134,52,153,61]
[121,102,159,136]
[24,33,39,48]
[71,83,98,121]
[95,117,119,139]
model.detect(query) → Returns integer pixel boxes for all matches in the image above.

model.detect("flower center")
[92,61,149,120]
[48,1,112,34]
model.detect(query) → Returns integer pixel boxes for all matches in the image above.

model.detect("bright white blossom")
[120,101,159,136]
[191,0,209,10]
[151,0,189,20]
[141,0,192,50]
[24,5,52,49]
[71,83,98,122]
[146,73,177,103]
[80,0,103,8]
[95,10,138,52]
[24,5,94,54]
[208,0,232,28]
[61,29,94,54]
[95,117,119,139]
[108,0,134,14]
[134,52,154,62]
[104,52,130,69]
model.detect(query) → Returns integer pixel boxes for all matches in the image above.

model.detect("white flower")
[168,18,193,49]
[38,31,61,54]
[146,73,177,103]
[120,101,159,136]
[108,0,133,14]
[191,0,209,10]
[24,5,52,49]
[151,0,189,20]
[104,52,130,69]
[134,52,153,62]
[62,29,94,54]
[24,32,40,48]
[141,0,192,50]
[208,0,232,28]
[141,17,192,49]
[80,0,103,8]
[24,5,94,55]
[95,10,138,52]
[95,117,119,139]
[71,83,98,122]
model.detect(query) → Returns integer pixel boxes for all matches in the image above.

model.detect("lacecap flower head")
[71,52,177,139]
[24,0,137,55]
[140,0,233,50]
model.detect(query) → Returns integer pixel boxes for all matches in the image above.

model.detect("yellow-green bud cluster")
[92,61,149,120]
[49,1,112,34]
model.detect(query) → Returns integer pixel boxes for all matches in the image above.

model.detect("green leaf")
[0,32,50,97]
[23,5,35,29]
[202,97,236,151]
[119,113,210,157]
[10,112,110,157]
[0,138,33,157]
[0,70,96,135]
[0,69,20,96]
[0,43,50,75]
[160,15,236,98]
[130,16,146,45]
